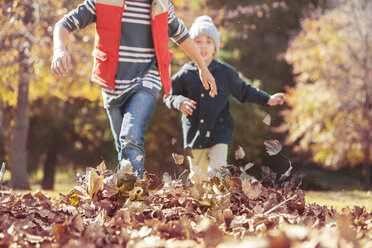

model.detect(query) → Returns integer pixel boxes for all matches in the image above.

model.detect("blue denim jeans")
[105,91,157,178]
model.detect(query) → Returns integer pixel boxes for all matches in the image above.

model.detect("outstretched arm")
[267,93,285,106]
[179,37,217,98]
[51,26,71,77]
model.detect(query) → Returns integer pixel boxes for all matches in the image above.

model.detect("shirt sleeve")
[163,69,189,110]
[55,0,96,32]
[168,2,190,44]
[229,67,271,105]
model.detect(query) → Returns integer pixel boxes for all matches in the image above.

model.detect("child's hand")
[51,48,71,77]
[267,93,285,106]
[180,99,197,116]
[199,68,217,98]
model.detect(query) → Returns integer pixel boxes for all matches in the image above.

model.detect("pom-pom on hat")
[189,15,220,53]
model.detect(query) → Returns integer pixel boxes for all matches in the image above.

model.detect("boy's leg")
[119,91,157,178]
[207,143,228,172]
[187,148,209,184]
[105,107,124,161]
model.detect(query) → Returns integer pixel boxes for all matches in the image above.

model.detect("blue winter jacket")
[164,59,270,149]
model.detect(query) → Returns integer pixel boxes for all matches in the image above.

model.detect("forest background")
[0,0,371,191]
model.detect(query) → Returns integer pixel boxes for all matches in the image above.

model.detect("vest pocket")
[91,48,117,87]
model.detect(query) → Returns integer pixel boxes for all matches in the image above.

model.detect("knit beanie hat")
[189,15,220,53]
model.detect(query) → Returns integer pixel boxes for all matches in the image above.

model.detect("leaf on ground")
[261,166,277,183]
[68,193,79,205]
[102,174,119,198]
[242,178,262,200]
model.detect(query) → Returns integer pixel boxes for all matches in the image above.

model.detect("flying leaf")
[119,159,133,173]
[263,114,271,126]
[172,153,184,165]
[234,146,245,160]
[171,137,177,145]
[244,162,255,171]
[0,162,5,183]
[264,140,282,156]
[136,155,144,161]
[96,161,106,172]
[87,168,104,198]
[279,164,293,181]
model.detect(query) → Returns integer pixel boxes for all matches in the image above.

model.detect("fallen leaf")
[68,193,79,205]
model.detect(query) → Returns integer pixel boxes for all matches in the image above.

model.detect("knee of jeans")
[120,134,144,151]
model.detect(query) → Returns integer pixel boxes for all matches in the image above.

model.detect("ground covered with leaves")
[1,162,371,248]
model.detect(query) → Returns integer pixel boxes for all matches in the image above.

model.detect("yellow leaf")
[68,193,79,205]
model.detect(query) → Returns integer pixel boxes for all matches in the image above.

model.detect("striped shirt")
[57,0,189,106]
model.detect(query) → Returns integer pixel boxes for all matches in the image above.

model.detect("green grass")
[305,190,372,212]
[3,168,79,198]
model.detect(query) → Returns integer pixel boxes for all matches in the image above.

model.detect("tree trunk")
[10,51,30,189]
[362,145,371,190]
[0,102,10,163]
[41,145,57,190]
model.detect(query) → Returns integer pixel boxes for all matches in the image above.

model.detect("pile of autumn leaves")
[1,161,372,248]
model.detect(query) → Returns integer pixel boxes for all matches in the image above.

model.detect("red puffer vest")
[92,0,173,96]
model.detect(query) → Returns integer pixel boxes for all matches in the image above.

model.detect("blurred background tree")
[283,0,372,189]
[0,0,102,189]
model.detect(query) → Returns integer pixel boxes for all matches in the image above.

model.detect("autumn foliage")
[1,161,371,247]
[283,0,372,188]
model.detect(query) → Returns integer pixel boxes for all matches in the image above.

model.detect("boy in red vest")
[164,16,285,184]
[51,0,217,178]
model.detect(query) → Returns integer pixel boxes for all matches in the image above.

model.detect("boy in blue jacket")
[164,16,285,184]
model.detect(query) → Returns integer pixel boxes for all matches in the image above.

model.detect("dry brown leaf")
[136,155,144,161]
[172,153,184,165]
[235,146,245,160]
[96,161,106,172]
[263,114,271,126]
[264,140,282,156]
[244,162,255,171]
[87,168,103,199]
[0,162,5,183]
